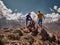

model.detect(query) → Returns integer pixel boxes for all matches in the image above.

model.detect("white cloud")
[30,12,37,22]
[44,5,60,23]
[57,8,60,13]
[0,0,7,9]
[8,9,12,13]
[6,13,22,20]
[0,0,22,20]
[49,8,54,12]
[14,9,18,11]
[53,5,60,13]
[54,5,58,10]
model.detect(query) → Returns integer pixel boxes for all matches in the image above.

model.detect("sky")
[2,0,60,14]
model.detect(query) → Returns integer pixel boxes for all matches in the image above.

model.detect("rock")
[0,40,5,45]
[40,28,49,41]
[38,26,42,34]
[57,40,60,45]
[23,27,30,33]
[24,35,34,44]
[31,28,38,36]
[48,32,56,42]
[14,30,23,36]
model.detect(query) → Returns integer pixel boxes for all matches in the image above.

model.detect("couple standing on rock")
[26,11,45,28]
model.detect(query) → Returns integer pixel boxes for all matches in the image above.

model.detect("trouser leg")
[38,19,42,27]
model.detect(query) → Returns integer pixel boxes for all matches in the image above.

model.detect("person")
[37,11,45,27]
[26,13,32,26]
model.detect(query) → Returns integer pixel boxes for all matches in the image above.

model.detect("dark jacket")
[26,15,32,21]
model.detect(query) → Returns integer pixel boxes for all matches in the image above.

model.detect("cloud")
[44,5,60,23]
[0,0,22,21]
[54,5,58,10]
[53,5,60,13]
[14,9,18,11]
[30,12,37,22]
[49,8,54,11]
[6,13,22,20]
[57,8,60,13]
[0,0,38,28]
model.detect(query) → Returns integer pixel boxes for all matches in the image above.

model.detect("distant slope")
[43,19,60,32]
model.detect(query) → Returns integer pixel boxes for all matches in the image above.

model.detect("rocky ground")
[0,22,60,45]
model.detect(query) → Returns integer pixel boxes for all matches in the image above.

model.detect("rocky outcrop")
[21,21,60,45]
[0,21,60,45]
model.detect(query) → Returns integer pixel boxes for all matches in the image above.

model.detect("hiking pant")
[38,19,42,26]
[26,20,31,26]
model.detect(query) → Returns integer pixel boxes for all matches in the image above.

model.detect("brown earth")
[0,22,60,45]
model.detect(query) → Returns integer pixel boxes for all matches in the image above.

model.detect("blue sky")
[2,0,60,14]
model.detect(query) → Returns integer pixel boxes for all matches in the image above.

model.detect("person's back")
[26,15,32,21]
[26,13,32,21]
[37,11,44,27]
[26,13,32,26]
[37,11,43,19]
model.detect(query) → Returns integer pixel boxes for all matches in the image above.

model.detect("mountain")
[0,20,60,45]
[43,18,60,32]
[43,12,60,32]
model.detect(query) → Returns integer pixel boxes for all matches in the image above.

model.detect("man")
[37,11,45,27]
[26,13,32,26]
